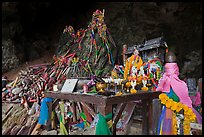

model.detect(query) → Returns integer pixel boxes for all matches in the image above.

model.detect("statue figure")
[123,47,143,93]
[124,47,143,80]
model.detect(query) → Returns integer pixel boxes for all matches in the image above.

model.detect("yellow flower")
[172,113,178,135]
[130,89,137,94]
[184,108,193,116]
[133,75,137,80]
[125,82,131,87]
[159,93,169,104]
[171,101,178,111]
[183,105,189,112]
[189,115,196,122]
[115,91,123,96]
[161,98,167,104]
[137,76,142,83]
[166,98,173,108]
[175,102,183,112]
[141,86,148,91]
[184,117,191,123]
[159,93,167,99]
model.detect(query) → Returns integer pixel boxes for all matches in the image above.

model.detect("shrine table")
[44,90,161,135]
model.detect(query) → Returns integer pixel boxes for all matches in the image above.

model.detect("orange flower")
[176,102,183,111]
[130,89,137,94]
[137,76,142,82]
[166,98,173,108]
[141,86,148,91]
[159,93,167,99]
[184,108,193,116]
[159,93,168,103]
[183,105,189,112]
[115,91,123,96]
[125,82,131,88]
[171,101,178,111]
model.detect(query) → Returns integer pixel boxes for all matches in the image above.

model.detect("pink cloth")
[190,92,201,107]
[156,63,192,108]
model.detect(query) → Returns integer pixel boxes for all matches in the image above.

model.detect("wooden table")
[44,90,161,135]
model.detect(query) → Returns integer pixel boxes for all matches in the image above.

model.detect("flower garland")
[172,112,177,135]
[159,93,196,135]
[124,54,143,80]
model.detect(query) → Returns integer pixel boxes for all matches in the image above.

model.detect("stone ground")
[38,116,142,135]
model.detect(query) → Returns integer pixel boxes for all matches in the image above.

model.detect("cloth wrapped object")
[156,63,192,108]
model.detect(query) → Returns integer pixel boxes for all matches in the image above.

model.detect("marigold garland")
[159,93,196,135]
[172,112,177,135]
[124,55,143,80]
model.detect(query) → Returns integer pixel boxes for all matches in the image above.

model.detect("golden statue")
[124,47,143,80]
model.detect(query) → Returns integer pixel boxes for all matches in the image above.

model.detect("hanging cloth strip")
[157,105,166,135]
[59,101,69,135]
[158,88,176,135]
[79,112,91,127]
[95,112,112,135]
[38,97,53,125]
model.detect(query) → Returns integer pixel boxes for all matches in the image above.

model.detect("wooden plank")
[72,102,77,122]
[2,109,12,124]
[105,91,161,106]
[2,100,21,104]
[5,106,13,115]
[119,102,136,130]
[151,99,161,135]
[10,125,21,135]
[19,125,30,135]
[44,92,107,106]
[28,120,38,135]
[80,102,96,118]
[2,123,16,135]
[81,103,93,123]
[44,91,161,107]
[16,125,26,135]
[112,103,127,135]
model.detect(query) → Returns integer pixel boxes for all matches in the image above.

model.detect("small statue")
[124,47,143,80]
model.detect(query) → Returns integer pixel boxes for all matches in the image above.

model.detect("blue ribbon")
[157,105,166,135]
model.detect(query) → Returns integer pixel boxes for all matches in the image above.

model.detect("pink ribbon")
[190,92,201,107]
[156,63,192,108]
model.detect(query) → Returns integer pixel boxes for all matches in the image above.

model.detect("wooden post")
[97,105,112,117]
[151,99,161,135]
[81,102,96,118]
[97,105,113,134]
[112,103,127,135]
[142,99,150,135]
[72,102,77,122]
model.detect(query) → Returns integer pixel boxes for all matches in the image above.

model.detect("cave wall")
[2,2,202,80]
